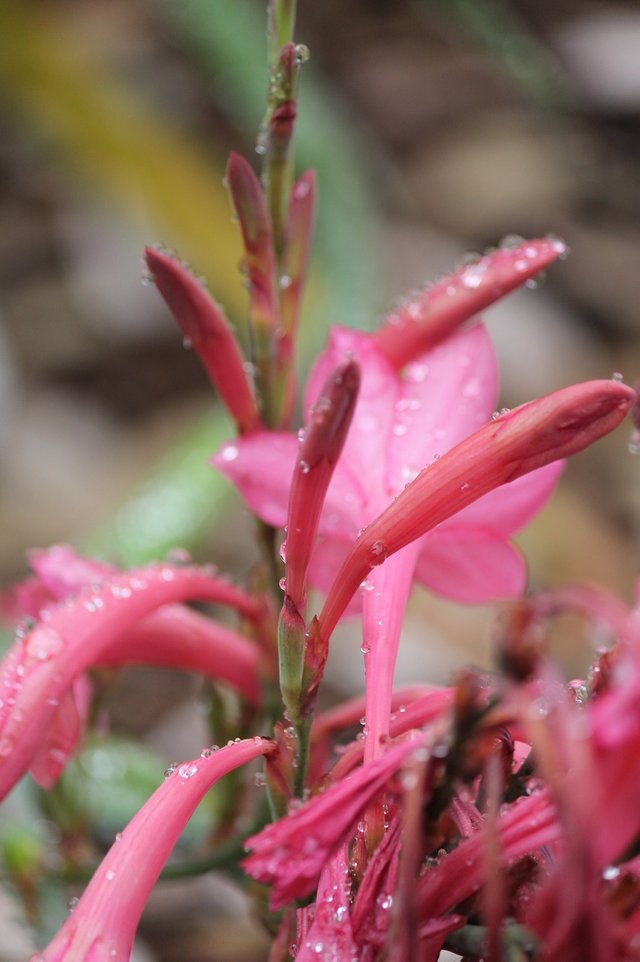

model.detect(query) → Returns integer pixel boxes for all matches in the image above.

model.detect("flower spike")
[318,379,634,645]
[144,247,260,435]
[33,738,273,962]
[374,237,567,370]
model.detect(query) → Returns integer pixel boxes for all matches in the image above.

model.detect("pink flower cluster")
[0,121,638,962]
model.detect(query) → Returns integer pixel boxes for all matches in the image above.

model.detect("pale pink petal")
[36,737,273,962]
[212,431,297,528]
[305,328,398,511]
[306,537,363,616]
[29,676,92,789]
[362,544,421,762]
[385,323,498,495]
[452,460,564,535]
[415,525,527,603]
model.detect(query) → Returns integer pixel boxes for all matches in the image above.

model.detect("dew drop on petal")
[25,627,63,662]
[220,445,239,462]
[177,763,198,780]
[366,541,388,566]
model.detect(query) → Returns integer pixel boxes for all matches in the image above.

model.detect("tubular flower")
[0,558,265,801]
[31,737,274,962]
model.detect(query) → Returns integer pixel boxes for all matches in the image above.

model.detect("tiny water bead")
[24,627,63,662]
[177,763,199,780]
[366,541,388,566]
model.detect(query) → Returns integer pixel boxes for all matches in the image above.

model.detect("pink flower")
[32,737,273,962]
[0,558,265,801]
[243,734,424,909]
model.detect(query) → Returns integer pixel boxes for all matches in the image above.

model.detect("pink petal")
[295,846,357,961]
[29,676,92,790]
[306,537,362,616]
[415,525,528,603]
[35,737,273,962]
[385,323,498,495]
[29,544,115,595]
[99,606,260,705]
[0,563,264,803]
[212,431,297,528]
[453,459,564,535]
[362,544,421,762]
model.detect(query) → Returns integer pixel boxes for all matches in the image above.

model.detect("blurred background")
[0,0,640,958]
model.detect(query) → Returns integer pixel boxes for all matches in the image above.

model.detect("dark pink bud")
[319,379,634,646]
[374,238,567,370]
[144,247,260,435]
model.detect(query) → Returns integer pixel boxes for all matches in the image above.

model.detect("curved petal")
[451,460,564,535]
[211,431,297,528]
[415,525,527,603]
[386,323,498,495]
[29,676,92,790]
[37,737,273,962]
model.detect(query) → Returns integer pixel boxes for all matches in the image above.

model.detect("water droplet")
[177,763,198,780]
[611,371,624,383]
[334,905,347,923]
[115,832,123,842]
[460,482,471,492]
[200,748,212,758]
[279,541,287,563]
[166,547,191,565]
[499,233,525,250]
[366,541,388,566]
[254,771,266,787]
[67,896,79,913]
[25,627,63,662]
[298,459,310,474]
[628,428,640,455]
[603,865,621,881]
[360,642,370,654]
[220,445,239,462]
[105,870,115,881]
[377,893,393,910]
[279,274,292,290]
[525,270,546,289]
[295,43,311,64]
[182,336,192,350]
[163,764,176,779]
[255,142,267,156]
[278,576,286,591]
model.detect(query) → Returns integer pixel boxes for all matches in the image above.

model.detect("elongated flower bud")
[318,379,634,645]
[35,738,274,962]
[374,237,567,370]
[144,248,260,434]
[226,152,279,334]
[286,359,360,613]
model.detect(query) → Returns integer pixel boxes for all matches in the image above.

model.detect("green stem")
[293,715,312,797]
